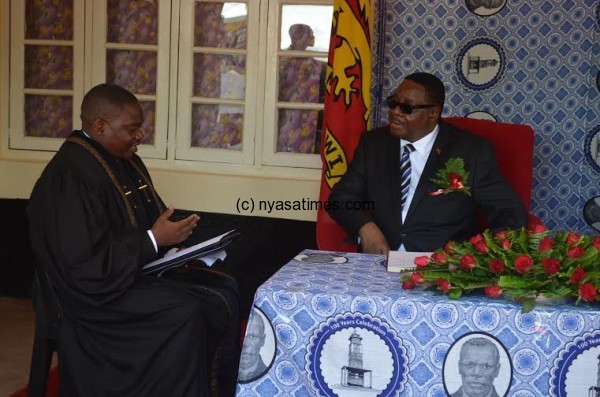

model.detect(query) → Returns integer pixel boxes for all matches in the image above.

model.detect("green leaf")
[521,298,536,313]
[448,288,463,300]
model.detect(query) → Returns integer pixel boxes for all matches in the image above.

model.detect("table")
[235,250,600,397]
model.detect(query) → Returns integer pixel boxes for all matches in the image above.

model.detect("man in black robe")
[28,83,239,396]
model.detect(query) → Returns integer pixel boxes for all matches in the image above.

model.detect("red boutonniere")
[429,158,471,196]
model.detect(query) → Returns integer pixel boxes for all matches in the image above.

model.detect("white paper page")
[386,251,432,273]
[142,230,235,270]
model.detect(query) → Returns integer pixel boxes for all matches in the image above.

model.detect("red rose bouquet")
[400,223,600,312]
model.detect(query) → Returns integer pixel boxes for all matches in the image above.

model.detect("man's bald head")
[80,83,139,130]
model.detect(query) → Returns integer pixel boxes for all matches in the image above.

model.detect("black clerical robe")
[28,131,238,396]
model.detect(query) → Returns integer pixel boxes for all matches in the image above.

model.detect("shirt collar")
[401,124,439,157]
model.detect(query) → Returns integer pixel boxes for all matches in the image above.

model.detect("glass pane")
[191,104,243,150]
[278,56,325,103]
[193,54,246,99]
[280,5,333,52]
[107,0,158,45]
[277,108,322,154]
[194,2,247,49]
[25,0,73,40]
[24,95,73,138]
[139,101,155,145]
[25,45,73,90]
[106,50,157,95]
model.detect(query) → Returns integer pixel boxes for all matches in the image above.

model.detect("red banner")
[316,0,372,251]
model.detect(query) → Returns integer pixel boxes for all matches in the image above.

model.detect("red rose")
[460,254,477,271]
[566,232,581,246]
[594,236,600,251]
[414,256,430,269]
[567,246,585,259]
[485,285,502,298]
[538,237,554,253]
[542,258,561,275]
[579,282,597,302]
[412,272,425,284]
[431,252,448,264]
[448,173,464,190]
[501,239,512,250]
[444,241,457,254]
[514,255,534,274]
[494,230,508,240]
[488,259,505,274]
[402,279,415,290]
[437,278,451,292]
[528,223,547,234]
[570,267,587,284]
[469,234,488,254]
[470,234,484,245]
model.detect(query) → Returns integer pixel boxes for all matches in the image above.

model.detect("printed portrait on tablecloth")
[237,307,276,383]
[443,332,512,397]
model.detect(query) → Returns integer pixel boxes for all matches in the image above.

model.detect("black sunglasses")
[386,95,438,115]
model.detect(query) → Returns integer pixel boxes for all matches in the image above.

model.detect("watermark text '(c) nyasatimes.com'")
[235,198,374,215]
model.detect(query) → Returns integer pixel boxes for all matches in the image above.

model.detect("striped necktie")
[400,143,415,210]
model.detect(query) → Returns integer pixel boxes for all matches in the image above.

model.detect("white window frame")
[90,0,171,159]
[175,0,260,165]
[6,0,329,173]
[9,0,85,152]
[261,0,331,169]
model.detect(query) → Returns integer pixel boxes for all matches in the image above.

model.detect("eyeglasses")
[386,95,438,115]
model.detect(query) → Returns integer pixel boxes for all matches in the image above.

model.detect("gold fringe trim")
[67,136,138,227]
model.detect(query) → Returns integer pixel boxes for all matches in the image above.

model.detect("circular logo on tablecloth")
[465,0,507,17]
[583,124,600,173]
[306,312,408,396]
[549,330,600,396]
[456,37,506,91]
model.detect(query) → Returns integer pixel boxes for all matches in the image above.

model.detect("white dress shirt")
[398,124,439,251]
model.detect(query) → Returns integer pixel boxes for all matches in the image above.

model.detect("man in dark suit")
[327,72,527,254]
[451,337,502,397]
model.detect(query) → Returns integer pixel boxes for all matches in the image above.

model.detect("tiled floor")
[0,297,35,397]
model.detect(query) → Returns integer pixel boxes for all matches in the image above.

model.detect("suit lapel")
[405,123,452,223]
[387,134,403,224]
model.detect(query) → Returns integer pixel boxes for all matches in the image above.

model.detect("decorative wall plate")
[465,0,507,17]
[455,37,506,91]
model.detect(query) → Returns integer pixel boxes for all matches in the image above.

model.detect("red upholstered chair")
[443,117,534,213]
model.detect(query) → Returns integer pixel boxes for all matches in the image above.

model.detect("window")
[8,0,332,170]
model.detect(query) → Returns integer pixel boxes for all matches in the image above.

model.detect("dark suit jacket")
[450,385,500,397]
[327,121,527,252]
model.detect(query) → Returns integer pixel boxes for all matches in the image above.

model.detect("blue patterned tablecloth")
[235,250,600,397]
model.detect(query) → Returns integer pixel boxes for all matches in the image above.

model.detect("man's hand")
[151,205,199,247]
[358,222,390,255]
